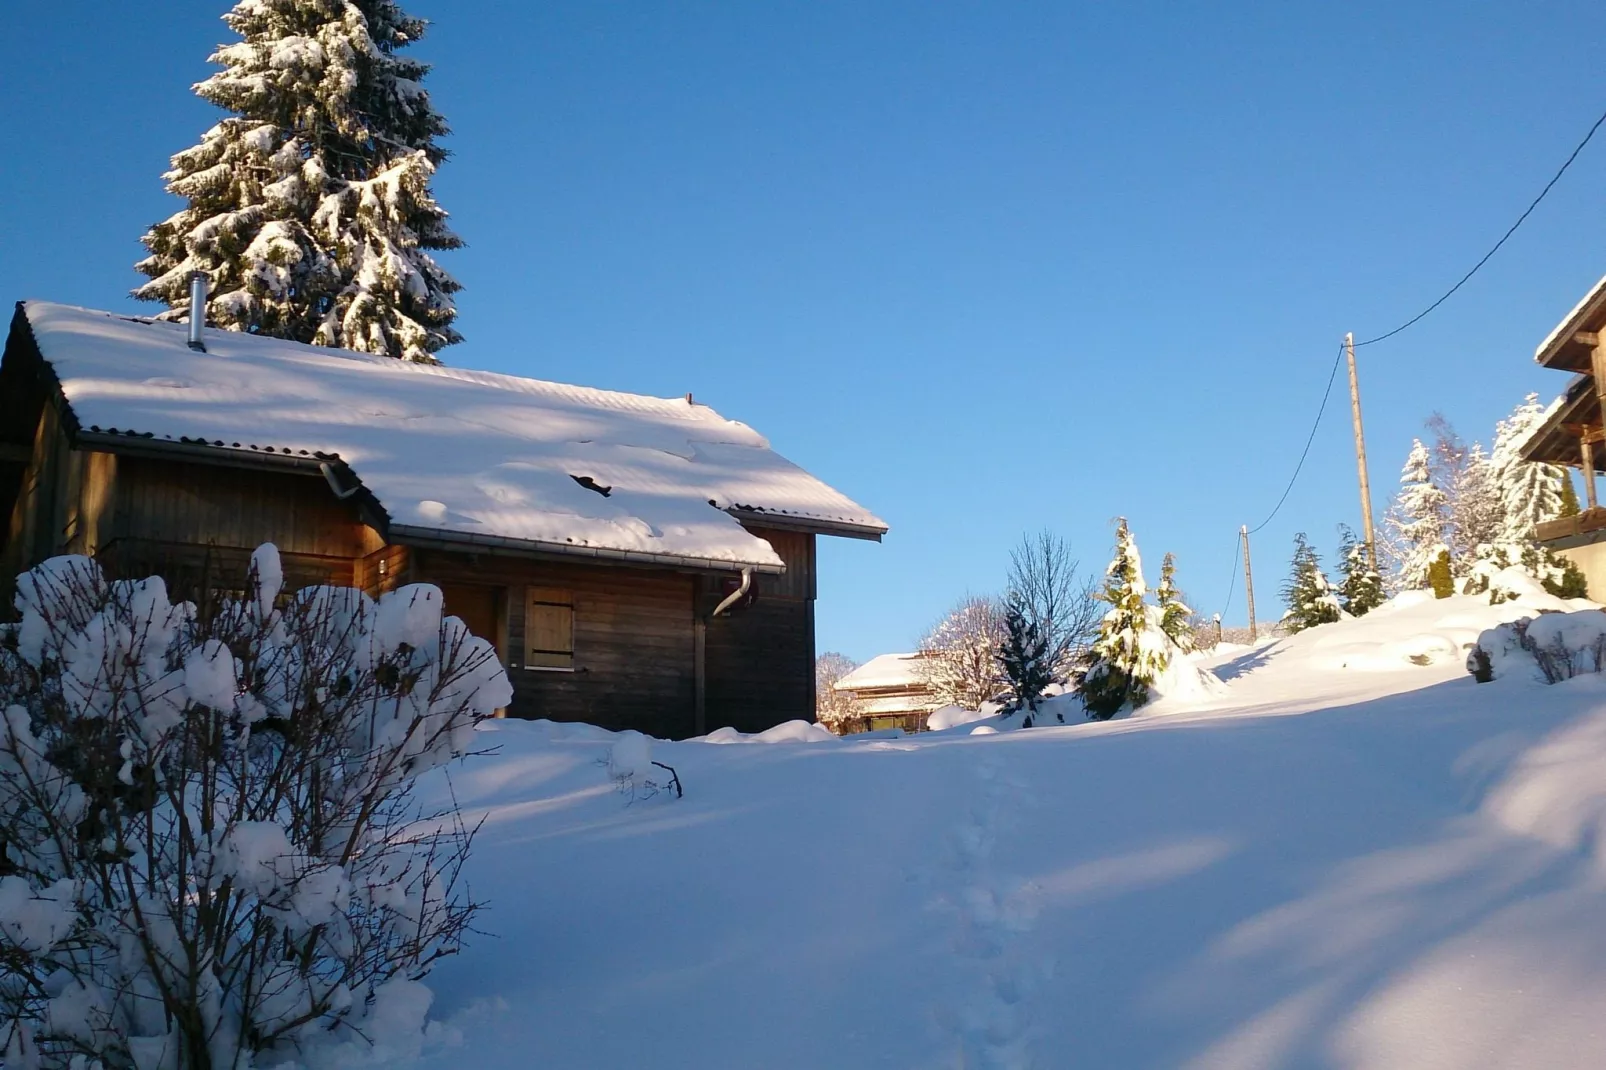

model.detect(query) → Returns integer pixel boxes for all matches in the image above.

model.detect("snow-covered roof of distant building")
[1534,273,1606,371]
[834,653,932,692]
[11,302,887,572]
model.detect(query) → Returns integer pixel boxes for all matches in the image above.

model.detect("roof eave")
[1535,274,1606,369]
[387,523,785,574]
[727,507,887,542]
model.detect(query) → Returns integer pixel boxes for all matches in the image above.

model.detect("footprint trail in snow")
[932,745,1051,1070]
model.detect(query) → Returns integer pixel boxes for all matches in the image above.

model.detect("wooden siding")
[110,456,367,560]
[410,549,700,738]
[702,525,817,732]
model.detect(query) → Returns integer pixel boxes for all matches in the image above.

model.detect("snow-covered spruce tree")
[998,596,1055,726]
[135,1,462,363]
[917,596,1007,710]
[1155,552,1192,651]
[1078,519,1170,721]
[1336,524,1383,617]
[1386,439,1450,588]
[0,546,510,1069]
[1490,393,1568,545]
[1281,532,1342,633]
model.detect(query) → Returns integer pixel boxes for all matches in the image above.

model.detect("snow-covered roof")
[14,302,886,571]
[834,653,932,693]
[1534,273,1606,370]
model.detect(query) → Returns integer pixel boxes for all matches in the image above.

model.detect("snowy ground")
[411,590,1606,1069]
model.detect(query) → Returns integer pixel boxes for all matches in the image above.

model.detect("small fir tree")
[1560,476,1581,517]
[134,0,462,362]
[1078,518,1170,720]
[1336,524,1384,617]
[998,597,1055,726]
[1155,552,1193,651]
[1281,532,1342,633]
[1428,547,1455,598]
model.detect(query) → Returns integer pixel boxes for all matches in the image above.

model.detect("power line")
[1355,103,1606,348]
[1219,537,1241,621]
[1214,103,1606,624]
[1246,341,1348,535]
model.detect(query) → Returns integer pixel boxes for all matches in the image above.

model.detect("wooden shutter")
[525,587,574,669]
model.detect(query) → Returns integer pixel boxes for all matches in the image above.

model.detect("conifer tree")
[1078,518,1170,720]
[998,596,1055,726]
[1155,552,1193,651]
[135,0,462,362]
[1560,476,1581,517]
[1490,393,1568,543]
[1336,524,1384,617]
[1387,439,1450,588]
[1281,532,1342,633]
[1428,548,1455,599]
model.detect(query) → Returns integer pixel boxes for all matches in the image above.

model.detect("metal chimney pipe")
[186,271,208,352]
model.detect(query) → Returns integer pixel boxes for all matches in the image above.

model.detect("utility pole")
[1241,525,1257,639]
[1345,332,1377,568]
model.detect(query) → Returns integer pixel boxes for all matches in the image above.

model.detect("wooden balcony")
[1536,508,1606,546]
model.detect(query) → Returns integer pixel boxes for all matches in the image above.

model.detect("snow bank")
[697,720,835,744]
[927,703,998,732]
[1471,607,1606,684]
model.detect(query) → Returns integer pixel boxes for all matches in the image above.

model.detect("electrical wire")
[1354,104,1606,348]
[1216,102,1606,622]
[1246,341,1349,535]
[1219,537,1241,622]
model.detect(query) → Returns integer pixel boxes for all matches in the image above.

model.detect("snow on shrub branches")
[0,544,510,1069]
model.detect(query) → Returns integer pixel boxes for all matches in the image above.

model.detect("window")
[525,587,574,670]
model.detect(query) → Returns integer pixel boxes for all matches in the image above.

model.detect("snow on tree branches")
[1491,393,1568,545]
[918,596,1007,710]
[1386,438,1450,589]
[1281,532,1342,633]
[0,545,511,1068]
[1336,525,1383,617]
[1155,552,1192,651]
[998,596,1055,726]
[814,652,863,731]
[134,0,462,363]
[1078,518,1174,721]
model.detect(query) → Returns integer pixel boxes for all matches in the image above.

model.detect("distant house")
[0,301,886,739]
[1521,275,1606,593]
[830,653,940,734]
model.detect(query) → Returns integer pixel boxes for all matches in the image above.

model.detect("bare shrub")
[814,652,863,731]
[1006,531,1100,677]
[918,596,1007,710]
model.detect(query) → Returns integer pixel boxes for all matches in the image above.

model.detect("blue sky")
[4,1,1606,661]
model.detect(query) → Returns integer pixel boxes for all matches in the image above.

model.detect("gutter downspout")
[697,566,755,737]
[711,566,753,617]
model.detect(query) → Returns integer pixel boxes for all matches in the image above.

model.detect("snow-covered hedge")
[1469,609,1606,684]
[0,545,511,1068]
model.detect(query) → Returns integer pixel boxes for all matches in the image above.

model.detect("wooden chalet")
[830,652,939,734]
[1522,274,1606,593]
[0,301,886,739]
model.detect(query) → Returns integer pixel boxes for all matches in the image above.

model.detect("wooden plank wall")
[111,457,367,561]
[411,549,699,738]
[702,526,817,732]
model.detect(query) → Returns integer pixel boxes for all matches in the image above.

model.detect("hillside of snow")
[410,587,1606,1069]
